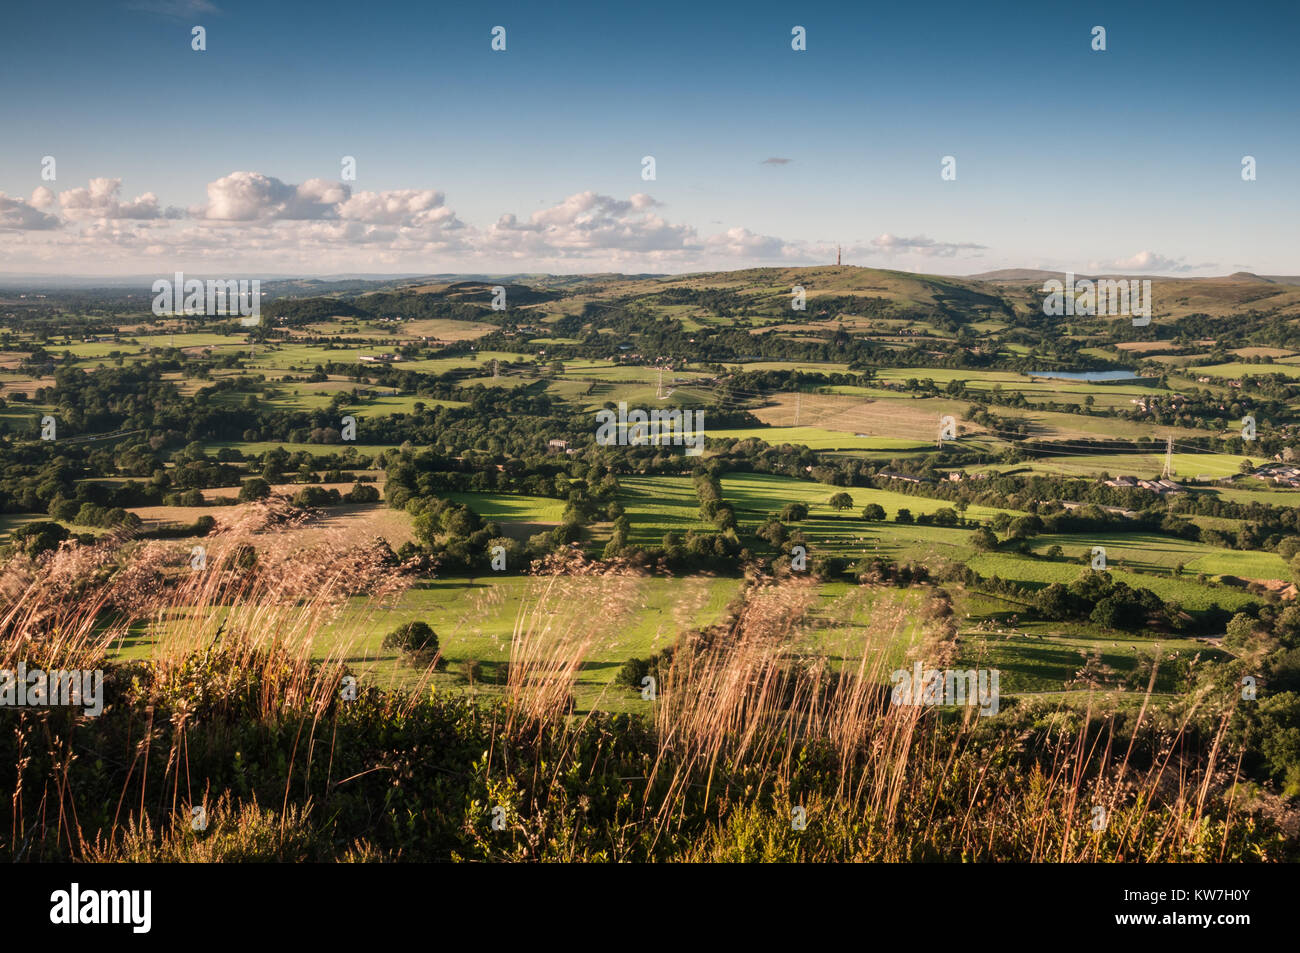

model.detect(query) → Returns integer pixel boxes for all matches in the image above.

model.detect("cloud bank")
[0,170,993,274]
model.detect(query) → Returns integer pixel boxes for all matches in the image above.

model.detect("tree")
[1008,515,1044,539]
[895,508,914,524]
[1035,583,1076,621]
[780,502,809,522]
[932,507,959,527]
[828,492,854,512]
[293,485,340,507]
[861,503,886,521]
[441,503,482,537]
[756,520,788,546]
[383,621,440,667]
[11,521,69,557]
[1090,595,1142,631]
[1257,692,1300,786]
[970,526,998,551]
[1225,612,1264,651]
[345,483,380,503]
[49,498,80,522]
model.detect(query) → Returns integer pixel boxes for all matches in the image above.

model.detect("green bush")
[238,478,272,502]
[615,646,675,692]
[292,485,342,507]
[10,521,69,557]
[383,621,440,667]
[344,483,380,503]
[780,502,809,522]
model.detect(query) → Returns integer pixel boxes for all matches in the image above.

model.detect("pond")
[1028,370,1146,382]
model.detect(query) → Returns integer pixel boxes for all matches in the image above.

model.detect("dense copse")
[1216,603,1300,788]
[27,361,569,456]
[1034,571,1179,631]
[386,446,625,569]
[383,448,616,506]
[262,284,560,327]
[928,559,1232,637]
[649,287,747,316]
[722,368,876,394]
[1172,310,1300,353]
[261,298,371,324]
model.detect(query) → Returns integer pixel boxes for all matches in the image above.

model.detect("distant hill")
[966,269,1074,283]
[11,265,1300,324]
[281,265,1300,325]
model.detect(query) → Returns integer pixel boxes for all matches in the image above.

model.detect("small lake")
[1028,370,1145,382]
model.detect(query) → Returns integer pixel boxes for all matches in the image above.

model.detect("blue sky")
[0,0,1296,275]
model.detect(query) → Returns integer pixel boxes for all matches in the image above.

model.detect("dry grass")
[0,528,1266,862]
[0,504,421,857]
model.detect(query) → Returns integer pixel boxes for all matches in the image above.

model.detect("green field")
[618,476,714,544]
[966,553,1258,611]
[985,450,1248,480]
[950,628,1223,695]
[1024,532,1287,579]
[1192,362,1300,380]
[443,492,566,525]
[721,471,1014,524]
[708,426,933,451]
[117,573,747,713]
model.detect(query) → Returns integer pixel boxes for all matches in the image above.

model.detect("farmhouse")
[1137,478,1183,495]
[1103,476,1183,495]
[1254,464,1300,487]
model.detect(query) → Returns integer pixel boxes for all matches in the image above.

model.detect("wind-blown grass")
[0,527,1287,862]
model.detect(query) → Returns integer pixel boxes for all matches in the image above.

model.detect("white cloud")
[0,191,60,230]
[59,177,178,220]
[338,189,460,228]
[863,233,987,258]
[30,186,56,210]
[194,172,347,221]
[0,171,987,274]
[1091,250,1217,274]
[484,191,693,258]
[703,227,800,259]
